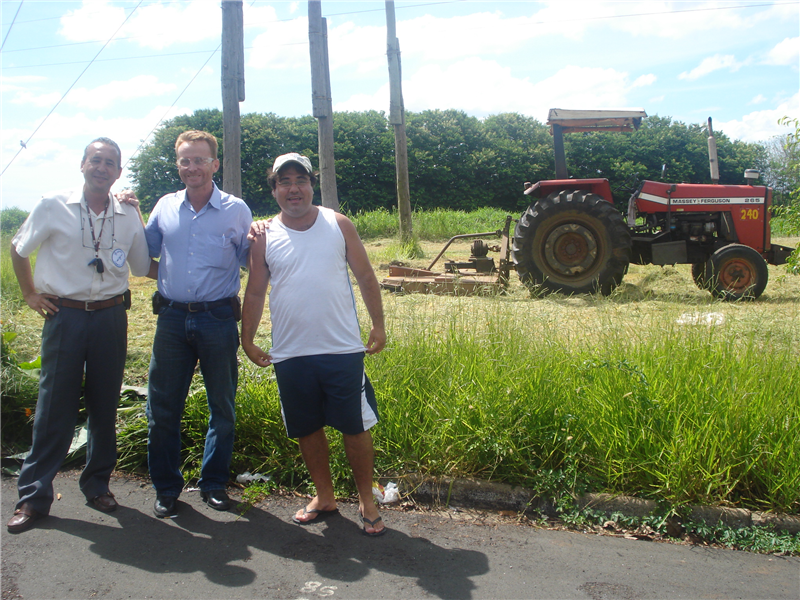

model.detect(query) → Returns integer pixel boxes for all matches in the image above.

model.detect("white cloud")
[631,74,657,89]
[245,3,792,78]
[58,0,277,50]
[749,94,767,105]
[72,76,177,109]
[59,0,128,42]
[716,92,800,142]
[0,75,47,88]
[678,54,742,80]
[521,1,771,40]
[335,60,643,122]
[248,15,308,70]
[765,37,800,66]
[9,90,63,108]
[1,105,193,210]
[7,75,177,110]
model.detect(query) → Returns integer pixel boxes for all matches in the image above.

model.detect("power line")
[1,44,306,70]
[0,0,24,52]
[122,0,259,171]
[3,36,139,53]
[1,1,144,178]
[122,44,221,173]
[2,0,794,70]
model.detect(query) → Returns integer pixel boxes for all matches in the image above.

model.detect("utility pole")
[221,0,245,197]
[308,0,339,211]
[385,1,412,242]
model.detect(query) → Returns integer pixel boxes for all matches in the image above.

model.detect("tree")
[128,108,769,219]
[404,109,491,210]
[331,111,396,212]
[775,117,800,273]
[481,113,553,211]
[760,131,800,206]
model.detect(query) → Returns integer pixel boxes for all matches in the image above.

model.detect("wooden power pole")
[308,1,339,211]
[385,1,413,242]
[221,0,244,198]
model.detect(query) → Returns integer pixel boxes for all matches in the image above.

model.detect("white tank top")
[265,206,365,362]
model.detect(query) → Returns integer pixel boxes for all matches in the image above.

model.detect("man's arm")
[146,259,159,280]
[335,213,386,355]
[10,244,58,319]
[241,234,272,367]
[117,191,159,279]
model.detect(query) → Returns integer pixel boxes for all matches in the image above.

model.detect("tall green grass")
[1,207,28,235]
[115,293,800,513]
[1,234,24,305]
[367,296,799,512]
[347,207,509,241]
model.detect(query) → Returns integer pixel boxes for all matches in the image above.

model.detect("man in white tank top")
[242,153,388,536]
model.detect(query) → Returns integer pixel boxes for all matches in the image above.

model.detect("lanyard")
[85,196,111,277]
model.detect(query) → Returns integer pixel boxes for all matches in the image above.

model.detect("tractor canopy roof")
[547,108,647,134]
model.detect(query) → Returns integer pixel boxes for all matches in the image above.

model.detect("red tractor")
[513,109,795,300]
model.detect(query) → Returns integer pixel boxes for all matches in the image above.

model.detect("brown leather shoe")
[7,504,40,533]
[90,492,117,513]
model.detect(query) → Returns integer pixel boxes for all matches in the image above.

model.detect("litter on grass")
[372,481,400,504]
[676,312,725,326]
[236,471,272,484]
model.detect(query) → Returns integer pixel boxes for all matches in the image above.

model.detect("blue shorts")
[273,353,379,439]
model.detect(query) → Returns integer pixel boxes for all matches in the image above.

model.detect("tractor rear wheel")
[704,244,768,300]
[512,190,631,295]
[691,262,707,289]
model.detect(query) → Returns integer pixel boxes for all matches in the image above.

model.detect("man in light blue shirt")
[144,130,252,518]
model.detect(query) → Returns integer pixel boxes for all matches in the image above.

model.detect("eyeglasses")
[176,157,215,168]
[277,178,311,188]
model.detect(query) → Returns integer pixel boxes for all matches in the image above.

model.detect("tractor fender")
[524,179,614,204]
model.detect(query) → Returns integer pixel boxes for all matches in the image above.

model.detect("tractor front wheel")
[512,190,631,295]
[704,244,768,300]
[691,262,707,289]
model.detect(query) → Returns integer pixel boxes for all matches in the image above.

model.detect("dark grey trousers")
[16,303,127,514]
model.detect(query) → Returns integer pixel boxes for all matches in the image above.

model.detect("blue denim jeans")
[146,304,239,496]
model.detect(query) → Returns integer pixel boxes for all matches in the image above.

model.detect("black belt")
[56,291,129,311]
[165,296,236,313]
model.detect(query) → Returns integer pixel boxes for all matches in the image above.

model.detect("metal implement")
[380,216,514,295]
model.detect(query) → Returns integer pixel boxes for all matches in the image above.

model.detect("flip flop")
[359,510,387,537]
[291,506,338,525]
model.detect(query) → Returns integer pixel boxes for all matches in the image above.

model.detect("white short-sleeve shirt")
[12,190,151,301]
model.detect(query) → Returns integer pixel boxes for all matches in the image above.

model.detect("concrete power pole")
[385,1,413,242]
[308,1,339,211]
[221,0,244,197]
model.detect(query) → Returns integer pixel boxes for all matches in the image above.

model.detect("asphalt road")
[2,471,798,600]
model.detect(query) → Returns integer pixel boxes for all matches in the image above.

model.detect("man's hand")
[24,292,59,320]
[116,189,139,209]
[117,189,146,228]
[242,341,273,367]
[365,326,386,355]
[247,218,273,242]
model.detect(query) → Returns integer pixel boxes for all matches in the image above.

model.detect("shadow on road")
[45,502,489,599]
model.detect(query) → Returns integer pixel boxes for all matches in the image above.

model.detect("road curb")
[396,475,800,534]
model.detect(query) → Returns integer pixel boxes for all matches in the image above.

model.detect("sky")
[1,0,799,211]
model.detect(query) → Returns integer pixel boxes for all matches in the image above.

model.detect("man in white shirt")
[242,153,387,536]
[7,138,151,534]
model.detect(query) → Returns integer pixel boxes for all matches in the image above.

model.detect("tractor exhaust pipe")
[707,117,720,184]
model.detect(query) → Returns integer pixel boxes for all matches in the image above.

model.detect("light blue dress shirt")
[145,184,252,303]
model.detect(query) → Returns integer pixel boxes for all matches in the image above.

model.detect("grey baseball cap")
[272,153,313,174]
